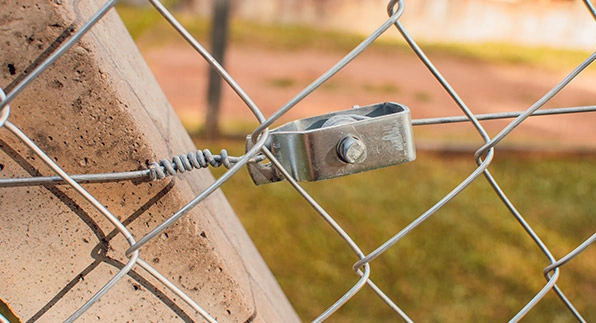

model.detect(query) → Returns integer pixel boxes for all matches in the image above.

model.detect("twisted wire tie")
[149,149,265,180]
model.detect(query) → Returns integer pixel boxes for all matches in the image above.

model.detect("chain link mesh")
[1,0,595,322]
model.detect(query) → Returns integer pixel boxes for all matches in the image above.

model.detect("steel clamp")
[246,102,416,185]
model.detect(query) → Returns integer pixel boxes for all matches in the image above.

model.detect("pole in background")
[205,0,230,139]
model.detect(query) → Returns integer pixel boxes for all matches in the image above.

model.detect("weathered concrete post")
[0,1,298,322]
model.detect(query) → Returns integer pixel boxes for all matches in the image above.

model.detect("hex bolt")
[337,136,367,164]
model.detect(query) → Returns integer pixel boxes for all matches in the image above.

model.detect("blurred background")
[116,1,596,321]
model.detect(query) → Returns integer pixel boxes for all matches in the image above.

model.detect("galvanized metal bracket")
[246,102,416,185]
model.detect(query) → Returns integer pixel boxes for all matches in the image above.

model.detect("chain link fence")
[1,0,596,322]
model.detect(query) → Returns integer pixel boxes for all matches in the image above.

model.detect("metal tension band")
[246,102,416,185]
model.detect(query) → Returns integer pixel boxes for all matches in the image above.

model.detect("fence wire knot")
[150,149,231,180]
[149,149,236,180]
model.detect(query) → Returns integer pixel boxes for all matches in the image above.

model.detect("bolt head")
[337,136,367,164]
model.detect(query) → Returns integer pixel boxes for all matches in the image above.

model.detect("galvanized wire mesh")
[1,0,596,322]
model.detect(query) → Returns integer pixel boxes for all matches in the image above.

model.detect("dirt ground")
[142,44,596,151]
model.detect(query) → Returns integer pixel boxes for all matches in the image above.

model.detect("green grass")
[266,77,298,89]
[116,4,211,49]
[116,5,592,72]
[420,42,593,72]
[201,138,596,322]
[115,5,163,40]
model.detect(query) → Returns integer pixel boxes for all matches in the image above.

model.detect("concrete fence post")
[0,1,298,322]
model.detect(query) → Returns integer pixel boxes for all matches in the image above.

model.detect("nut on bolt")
[337,136,367,164]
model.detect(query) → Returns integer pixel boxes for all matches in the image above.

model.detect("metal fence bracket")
[246,102,416,185]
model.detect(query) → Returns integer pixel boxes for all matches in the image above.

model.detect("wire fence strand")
[1,0,595,322]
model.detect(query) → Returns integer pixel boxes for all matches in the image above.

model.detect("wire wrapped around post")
[149,149,245,180]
